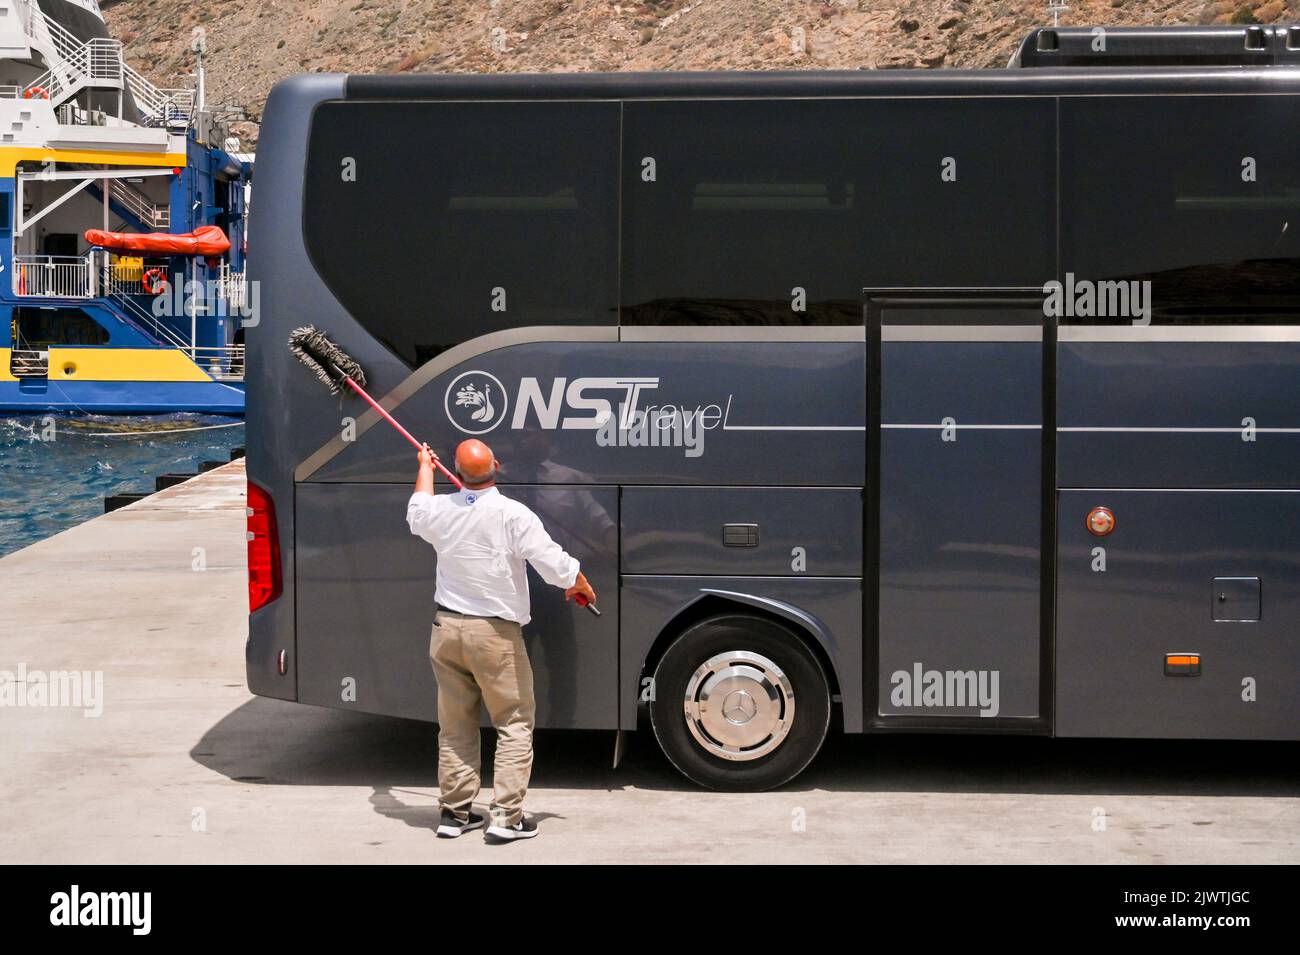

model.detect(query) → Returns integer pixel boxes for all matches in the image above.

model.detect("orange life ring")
[23,86,49,100]
[141,268,167,295]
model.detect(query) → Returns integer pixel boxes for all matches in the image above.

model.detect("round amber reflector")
[1086,506,1115,536]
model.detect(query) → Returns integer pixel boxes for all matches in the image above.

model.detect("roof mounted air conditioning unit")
[1009,24,1300,68]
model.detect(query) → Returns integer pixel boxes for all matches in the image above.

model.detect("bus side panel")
[877,339,1043,719]
[1057,490,1300,740]
[294,482,619,729]
[619,576,863,732]
[1058,341,1300,489]
[621,487,863,577]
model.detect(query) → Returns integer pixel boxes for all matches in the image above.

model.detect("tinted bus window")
[621,97,1056,325]
[1061,96,1300,323]
[304,101,620,367]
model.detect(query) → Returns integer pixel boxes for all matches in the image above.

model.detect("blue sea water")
[0,414,245,558]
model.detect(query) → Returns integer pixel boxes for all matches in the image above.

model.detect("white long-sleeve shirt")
[406,486,580,625]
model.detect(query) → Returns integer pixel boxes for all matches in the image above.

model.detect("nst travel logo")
[444,372,731,458]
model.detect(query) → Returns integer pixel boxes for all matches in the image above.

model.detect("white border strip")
[882,325,1043,342]
[726,425,1300,433]
[1061,426,1300,433]
[882,423,1042,430]
[620,326,865,342]
[724,425,867,432]
[883,425,1300,433]
[1059,326,1300,343]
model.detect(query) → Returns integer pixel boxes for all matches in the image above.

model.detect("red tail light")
[247,480,282,612]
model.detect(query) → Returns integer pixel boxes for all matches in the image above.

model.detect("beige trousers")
[428,610,536,826]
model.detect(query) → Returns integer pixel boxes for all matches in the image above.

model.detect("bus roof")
[343,65,1300,102]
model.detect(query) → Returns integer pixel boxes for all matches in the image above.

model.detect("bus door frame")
[863,287,1056,735]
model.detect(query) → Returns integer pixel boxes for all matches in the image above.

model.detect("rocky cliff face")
[101,0,1300,145]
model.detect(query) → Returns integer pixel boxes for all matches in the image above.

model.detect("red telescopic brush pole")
[340,376,463,490]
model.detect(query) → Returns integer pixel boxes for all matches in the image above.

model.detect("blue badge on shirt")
[466,493,476,504]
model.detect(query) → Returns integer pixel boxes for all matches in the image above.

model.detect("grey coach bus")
[246,26,1300,790]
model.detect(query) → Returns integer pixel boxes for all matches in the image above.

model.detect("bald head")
[455,439,498,487]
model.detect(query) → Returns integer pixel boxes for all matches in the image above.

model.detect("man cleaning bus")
[407,438,597,843]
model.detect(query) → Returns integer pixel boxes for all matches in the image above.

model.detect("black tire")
[648,613,831,791]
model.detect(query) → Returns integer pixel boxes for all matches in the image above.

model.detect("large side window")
[304,101,620,368]
[1060,95,1300,323]
[621,97,1056,325]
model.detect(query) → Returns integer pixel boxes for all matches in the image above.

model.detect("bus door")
[867,291,1050,727]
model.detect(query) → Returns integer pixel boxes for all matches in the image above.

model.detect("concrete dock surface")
[2,460,1298,864]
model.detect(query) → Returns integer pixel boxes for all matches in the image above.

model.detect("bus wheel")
[648,613,830,791]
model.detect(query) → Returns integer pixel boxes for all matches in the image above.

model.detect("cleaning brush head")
[288,325,368,395]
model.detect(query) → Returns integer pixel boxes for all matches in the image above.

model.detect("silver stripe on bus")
[1060,426,1300,433]
[620,326,866,342]
[882,423,1042,429]
[1059,325,1300,343]
[294,326,617,482]
[881,326,1043,342]
[724,425,867,431]
[885,425,1300,432]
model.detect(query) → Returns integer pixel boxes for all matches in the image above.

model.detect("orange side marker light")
[1086,506,1116,536]
[1165,653,1201,676]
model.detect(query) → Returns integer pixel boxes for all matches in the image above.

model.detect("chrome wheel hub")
[683,650,794,761]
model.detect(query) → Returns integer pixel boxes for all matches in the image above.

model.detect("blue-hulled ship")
[0,0,250,414]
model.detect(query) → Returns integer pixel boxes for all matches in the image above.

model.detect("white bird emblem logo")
[455,382,495,423]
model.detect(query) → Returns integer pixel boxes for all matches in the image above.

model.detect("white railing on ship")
[27,8,122,85]
[9,349,49,378]
[8,248,241,377]
[109,179,169,230]
[28,5,84,63]
[7,342,240,382]
[23,63,68,103]
[85,38,124,82]
[163,88,197,117]
[23,7,191,127]
[124,64,193,128]
[98,265,195,352]
[24,37,124,103]
[106,264,248,328]
[190,345,245,382]
[13,255,94,298]
[11,255,190,353]
[99,261,140,299]
[217,263,247,309]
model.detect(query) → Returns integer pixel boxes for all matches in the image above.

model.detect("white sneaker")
[437,808,487,838]
[485,815,538,843]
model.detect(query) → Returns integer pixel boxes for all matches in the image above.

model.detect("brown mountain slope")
[102,0,1300,145]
